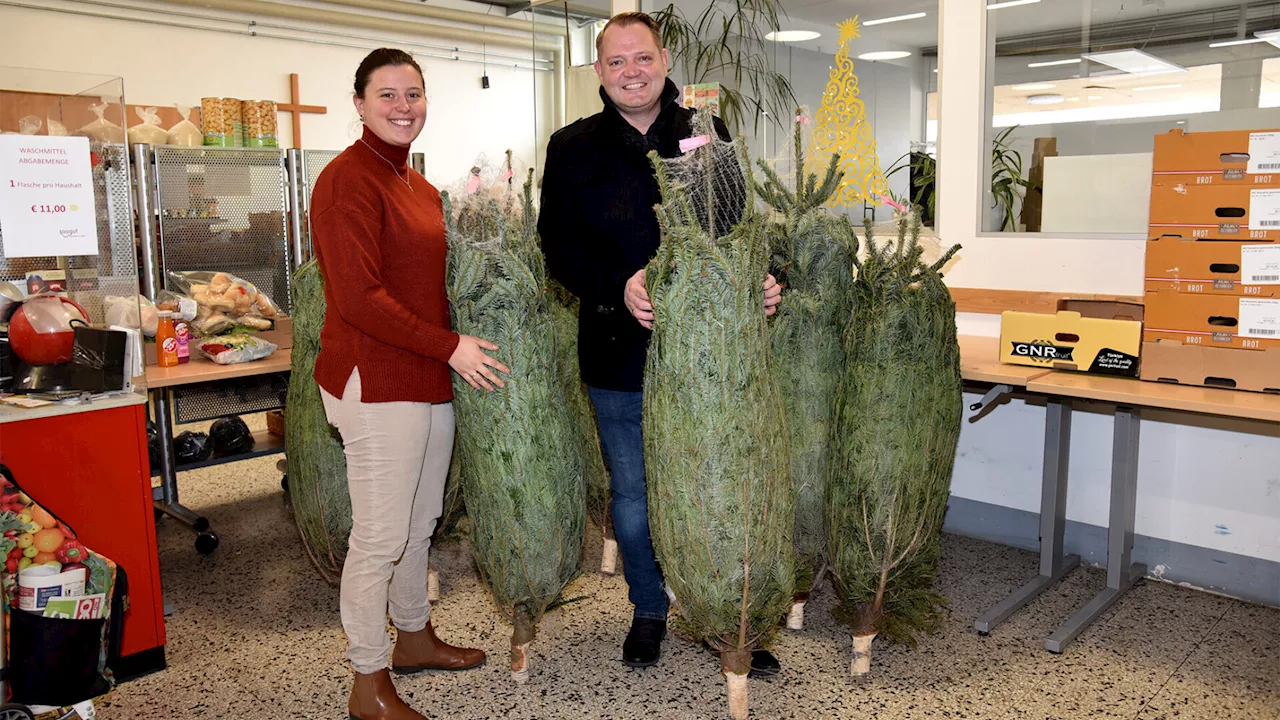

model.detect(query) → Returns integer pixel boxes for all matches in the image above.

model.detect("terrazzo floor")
[95,416,1279,719]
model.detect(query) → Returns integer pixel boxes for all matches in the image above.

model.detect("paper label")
[1248,132,1280,173]
[1242,245,1280,284]
[0,136,98,258]
[1250,188,1280,229]
[1238,298,1280,338]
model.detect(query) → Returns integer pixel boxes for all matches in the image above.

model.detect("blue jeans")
[586,386,670,621]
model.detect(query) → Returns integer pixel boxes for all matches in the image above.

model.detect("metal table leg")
[1045,406,1144,653]
[151,387,219,553]
[975,396,1081,634]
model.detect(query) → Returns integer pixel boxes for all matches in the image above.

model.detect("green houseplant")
[652,0,799,135]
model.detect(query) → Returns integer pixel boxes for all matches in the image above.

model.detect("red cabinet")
[1,402,166,677]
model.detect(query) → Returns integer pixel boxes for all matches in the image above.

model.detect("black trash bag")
[210,416,254,457]
[174,431,212,465]
[147,420,161,470]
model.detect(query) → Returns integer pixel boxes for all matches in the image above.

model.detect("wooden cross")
[278,73,327,149]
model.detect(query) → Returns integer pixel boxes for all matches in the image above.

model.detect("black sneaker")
[622,617,666,668]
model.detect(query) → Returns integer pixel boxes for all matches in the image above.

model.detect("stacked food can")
[201,97,279,147]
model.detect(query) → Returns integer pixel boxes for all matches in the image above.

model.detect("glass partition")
[982,0,1280,234]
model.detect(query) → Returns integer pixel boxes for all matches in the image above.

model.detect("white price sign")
[0,135,98,258]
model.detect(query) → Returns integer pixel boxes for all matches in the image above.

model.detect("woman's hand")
[449,335,511,392]
[764,274,781,316]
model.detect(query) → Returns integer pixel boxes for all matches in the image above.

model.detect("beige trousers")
[319,368,454,674]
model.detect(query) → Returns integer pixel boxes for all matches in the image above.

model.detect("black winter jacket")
[538,79,731,391]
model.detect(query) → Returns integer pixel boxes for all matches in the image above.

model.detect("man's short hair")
[596,12,665,59]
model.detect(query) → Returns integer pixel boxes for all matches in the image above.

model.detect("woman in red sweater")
[311,48,508,720]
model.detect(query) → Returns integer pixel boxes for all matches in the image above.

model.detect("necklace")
[359,138,414,192]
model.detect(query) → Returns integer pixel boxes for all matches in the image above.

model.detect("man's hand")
[764,274,781,316]
[625,269,654,329]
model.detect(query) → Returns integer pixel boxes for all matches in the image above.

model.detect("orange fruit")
[30,505,56,529]
[32,551,57,565]
[32,528,64,554]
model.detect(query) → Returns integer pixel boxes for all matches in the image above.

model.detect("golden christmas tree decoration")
[807,16,887,208]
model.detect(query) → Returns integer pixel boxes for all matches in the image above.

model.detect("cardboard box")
[1151,128,1280,187]
[1148,182,1280,241]
[1140,340,1280,393]
[1144,289,1280,351]
[1000,300,1144,377]
[1144,235,1280,297]
[266,409,285,437]
[256,316,292,351]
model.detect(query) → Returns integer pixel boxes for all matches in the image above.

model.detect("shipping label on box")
[1000,309,1142,377]
[1242,245,1280,285]
[1238,298,1280,339]
[1247,132,1280,174]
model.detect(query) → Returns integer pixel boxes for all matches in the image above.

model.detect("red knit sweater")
[311,127,460,403]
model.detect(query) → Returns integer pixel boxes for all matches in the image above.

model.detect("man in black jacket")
[538,11,781,673]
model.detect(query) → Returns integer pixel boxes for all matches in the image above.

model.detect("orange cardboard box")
[1140,340,1280,394]
[1144,289,1280,351]
[1144,235,1280,298]
[1151,128,1280,187]
[1148,183,1280,241]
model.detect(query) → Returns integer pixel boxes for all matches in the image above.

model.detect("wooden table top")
[958,335,1054,387]
[144,348,292,389]
[1027,370,1280,423]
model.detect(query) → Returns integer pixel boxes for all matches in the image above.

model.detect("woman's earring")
[359,115,365,122]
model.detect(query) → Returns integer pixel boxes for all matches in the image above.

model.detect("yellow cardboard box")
[1000,300,1144,377]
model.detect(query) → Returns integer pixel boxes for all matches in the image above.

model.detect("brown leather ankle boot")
[391,621,487,674]
[348,668,427,720]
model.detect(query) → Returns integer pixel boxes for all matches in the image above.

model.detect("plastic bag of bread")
[154,289,199,321]
[104,294,159,336]
[166,270,280,336]
[167,104,202,146]
[198,333,277,365]
[77,101,125,143]
[128,107,169,145]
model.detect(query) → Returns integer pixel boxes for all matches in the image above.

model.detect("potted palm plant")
[652,0,799,134]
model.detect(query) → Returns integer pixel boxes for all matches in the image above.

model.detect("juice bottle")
[174,319,190,364]
[156,311,179,367]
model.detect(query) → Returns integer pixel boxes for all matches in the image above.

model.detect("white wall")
[940,0,1280,573]
[0,3,554,189]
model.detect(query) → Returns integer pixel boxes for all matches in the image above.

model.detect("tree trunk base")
[850,633,876,679]
[724,671,748,720]
[600,537,618,575]
[510,641,531,684]
[786,601,805,631]
[427,568,440,603]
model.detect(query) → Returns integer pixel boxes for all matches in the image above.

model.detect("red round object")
[9,295,90,365]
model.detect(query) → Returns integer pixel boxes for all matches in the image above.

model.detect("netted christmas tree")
[444,166,585,683]
[286,259,351,587]
[826,212,961,678]
[643,113,793,720]
[755,113,854,631]
[547,280,615,574]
